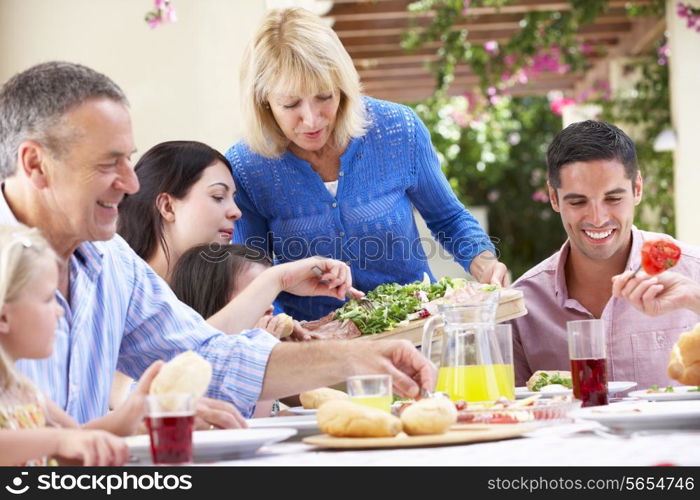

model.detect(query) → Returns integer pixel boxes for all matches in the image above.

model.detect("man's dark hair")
[170,244,272,319]
[546,120,638,189]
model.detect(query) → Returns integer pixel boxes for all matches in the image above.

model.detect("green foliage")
[413,94,567,279]
[400,0,674,278]
[598,51,675,235]
[403,0,607,94]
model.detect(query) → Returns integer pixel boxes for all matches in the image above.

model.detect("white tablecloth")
[213,423,700,467]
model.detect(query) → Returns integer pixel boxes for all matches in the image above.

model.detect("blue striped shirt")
[1,189,278,423]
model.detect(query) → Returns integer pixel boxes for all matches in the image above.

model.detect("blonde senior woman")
[225,7,508,321]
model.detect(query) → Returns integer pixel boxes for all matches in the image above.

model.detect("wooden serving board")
[354,288,527,345]
[302,423,531,449]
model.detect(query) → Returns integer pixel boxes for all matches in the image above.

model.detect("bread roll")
[299,387,349,409]
[668,324,700,385]
[400,398,457,436]
[276,313,294,339]
[150,351,212,398]
[317,400,402,438]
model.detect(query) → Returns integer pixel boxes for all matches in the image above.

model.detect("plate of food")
[301,277,527,344]
[568,401,700,431]
[451,397,580,425]
[303,398,531,449]
[629,385,700,402]
[126,428,297,463]
[515,371,636,398]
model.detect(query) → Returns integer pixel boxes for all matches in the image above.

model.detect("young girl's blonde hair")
[0,224,57,396]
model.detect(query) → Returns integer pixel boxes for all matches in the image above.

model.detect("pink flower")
[532,190,549,203]
[484,40,499,55]
[516,69,528,84]
[145,0,177,29]
[550,97,575,116]
[147,16,161,29]
[487,86,497,96]
[165,4,177,23]
[450,110,470,128]
[462,0,472,14]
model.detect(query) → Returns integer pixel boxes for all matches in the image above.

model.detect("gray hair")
[0,61,128,180]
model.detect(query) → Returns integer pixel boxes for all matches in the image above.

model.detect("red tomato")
[641,239,681,275]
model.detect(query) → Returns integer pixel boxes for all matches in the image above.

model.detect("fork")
[311,265,373,310]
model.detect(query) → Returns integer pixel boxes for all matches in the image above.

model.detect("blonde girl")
[0,225,160,466]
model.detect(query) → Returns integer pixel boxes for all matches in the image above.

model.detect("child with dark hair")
[171,244,295,339]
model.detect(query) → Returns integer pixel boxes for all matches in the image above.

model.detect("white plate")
[515,381,637,399]
[126,428,297,463]
[287,406,317,415]
[568,401,700,431]
[247,414,319,438]
[629,386,700,402]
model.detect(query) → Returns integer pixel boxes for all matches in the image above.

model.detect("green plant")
[598,46,674,234]
[413,93,567,279]
[401,0,674,278]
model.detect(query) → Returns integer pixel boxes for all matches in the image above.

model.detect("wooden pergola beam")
[573,16,666,96]
[326,0,649,19]
[333,8,632,35]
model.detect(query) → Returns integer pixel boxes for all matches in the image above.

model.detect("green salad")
[647,385,700,393]
[530,372,573,392]
[336,277,494,335]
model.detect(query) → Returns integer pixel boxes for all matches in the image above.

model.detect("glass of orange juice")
[346,375,392,412]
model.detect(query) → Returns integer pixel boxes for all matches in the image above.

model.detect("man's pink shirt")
[510,227,700,389]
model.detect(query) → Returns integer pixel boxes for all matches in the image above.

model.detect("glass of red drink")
[145,393,196,465]
[567,319,608,407]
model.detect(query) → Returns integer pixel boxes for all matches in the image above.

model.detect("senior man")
[0,61,435,425]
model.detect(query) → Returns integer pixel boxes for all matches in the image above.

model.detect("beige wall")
[0,0,266,156]
[667,0,700,245]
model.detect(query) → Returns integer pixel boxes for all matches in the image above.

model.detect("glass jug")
[421,292,514,402]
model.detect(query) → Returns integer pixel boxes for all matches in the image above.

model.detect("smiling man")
[0,61,436,426]
[509,121,700,389]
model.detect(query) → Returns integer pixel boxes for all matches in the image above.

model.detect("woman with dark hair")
[113,141,360,412]
[117,140,360,337]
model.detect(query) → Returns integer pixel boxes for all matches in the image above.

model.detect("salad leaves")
[335,277,460,334]
[647,385,700,393]
[531,372,573,392]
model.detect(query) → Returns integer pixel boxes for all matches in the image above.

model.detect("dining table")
[212,414,700,467]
